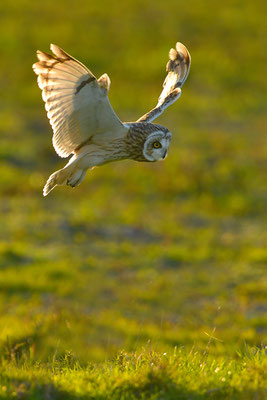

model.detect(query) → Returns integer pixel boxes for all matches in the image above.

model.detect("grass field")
[0,0,266,398]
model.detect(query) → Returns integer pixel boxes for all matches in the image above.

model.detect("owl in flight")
[33,42,191,196]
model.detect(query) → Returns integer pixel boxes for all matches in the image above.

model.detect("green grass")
[0,0,266,398]
[1,347,266,399]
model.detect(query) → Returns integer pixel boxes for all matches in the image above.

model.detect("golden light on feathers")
[32,42,191,196]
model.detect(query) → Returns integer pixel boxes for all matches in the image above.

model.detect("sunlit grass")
[0,0,266,397]
[0,346,266,399]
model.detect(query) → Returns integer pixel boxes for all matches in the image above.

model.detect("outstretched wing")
[33,44,127,158]
[137,42,191,123]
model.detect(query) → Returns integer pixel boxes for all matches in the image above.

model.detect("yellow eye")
[153,141,161,149]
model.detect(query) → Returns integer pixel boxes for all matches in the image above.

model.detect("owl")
[33,42,191,196]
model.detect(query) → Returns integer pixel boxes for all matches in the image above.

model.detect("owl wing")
[33,44,127,158]
[137,42,191,123]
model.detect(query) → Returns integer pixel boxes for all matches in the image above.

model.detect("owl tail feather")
[43,164,76,196]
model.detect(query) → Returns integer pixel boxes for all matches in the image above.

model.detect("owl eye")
[153,141,161,149]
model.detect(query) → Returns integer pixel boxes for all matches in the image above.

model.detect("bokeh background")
[0,0,266,363]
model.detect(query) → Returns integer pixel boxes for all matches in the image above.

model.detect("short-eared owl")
[33,42,191,196]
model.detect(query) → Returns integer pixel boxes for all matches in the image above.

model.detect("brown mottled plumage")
[32,42,190,195]
[126,123,170,161]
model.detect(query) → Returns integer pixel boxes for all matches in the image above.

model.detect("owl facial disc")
[143,131,172,162]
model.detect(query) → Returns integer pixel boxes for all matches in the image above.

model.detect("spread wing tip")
[175,42,191,70]
[166,42,191,81]
[137,41,191,123]
[50,43,68,59]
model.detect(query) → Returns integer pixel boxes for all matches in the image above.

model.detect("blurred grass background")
[0,0,266,364]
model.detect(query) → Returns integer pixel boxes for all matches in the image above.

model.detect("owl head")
[143,130,172,161]
[126,122,172,162]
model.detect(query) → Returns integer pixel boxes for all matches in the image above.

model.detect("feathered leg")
[67,169,87,188]
[43,165,73,196]
[43,156,89,196]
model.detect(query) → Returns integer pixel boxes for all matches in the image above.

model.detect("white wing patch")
[137,42,191,123]
[33,44,127,158]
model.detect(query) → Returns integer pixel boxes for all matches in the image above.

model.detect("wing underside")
[33,44,127,158]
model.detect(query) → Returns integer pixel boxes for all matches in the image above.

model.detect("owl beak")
[162,150,168,159]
